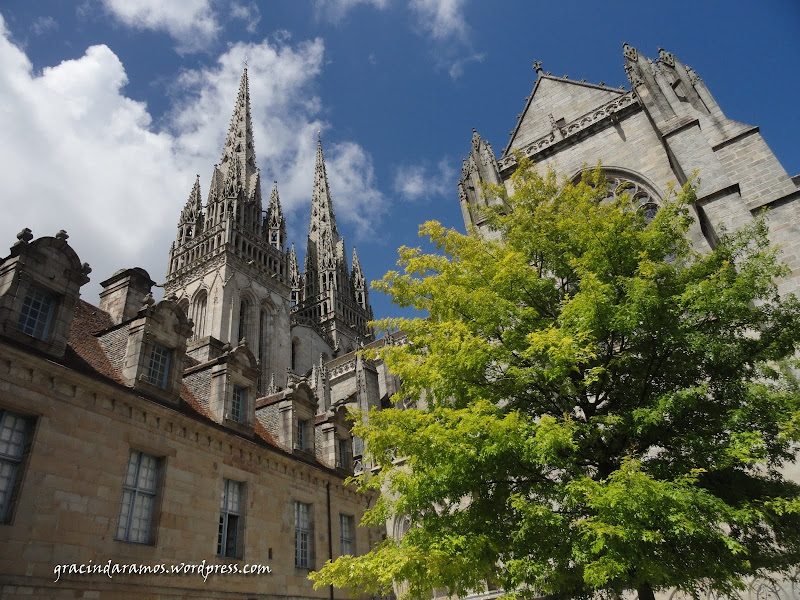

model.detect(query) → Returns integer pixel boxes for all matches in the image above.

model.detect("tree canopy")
[310,160,800,600]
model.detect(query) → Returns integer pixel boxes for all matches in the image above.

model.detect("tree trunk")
[637,582,656,600]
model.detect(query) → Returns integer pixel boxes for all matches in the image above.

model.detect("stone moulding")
[498,90,640,171]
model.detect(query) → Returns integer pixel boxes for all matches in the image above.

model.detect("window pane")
[17,287,55,339]
[147,343,171,388]
[116,450,158,544]
[218,479,242,558]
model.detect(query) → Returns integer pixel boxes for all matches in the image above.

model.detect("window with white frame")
[231,385,246,423]
[297,419,307,451]
[146,342,171,389]
[295,501,312,568]
[17,286,56,340]
[116,450,159,543]
[0,410,31,523]
[340,513,355,556]
[218,478,242,558]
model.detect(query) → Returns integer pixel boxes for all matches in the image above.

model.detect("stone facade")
[460,45,800,296]
[0,69,394,599]
[456,44,800,600]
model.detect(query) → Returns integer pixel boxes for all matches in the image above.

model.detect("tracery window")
[591,175,661,222]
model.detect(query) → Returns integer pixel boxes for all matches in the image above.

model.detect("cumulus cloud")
[313,0,390,23]
[100,0,219,52]
[409,0,468,41]
[394,158,455,202]
[0,14,386,303]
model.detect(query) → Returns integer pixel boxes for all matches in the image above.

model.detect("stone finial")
[16,228,33,243]
[141,292,155,309]
[532,60,543,75]
[622,41,638,62]
[238,337,247,347]
[55,230,69,241]
[658,47,675,68]
[81,262,92,276]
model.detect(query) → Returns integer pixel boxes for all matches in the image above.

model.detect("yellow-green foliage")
[310,161,800,600]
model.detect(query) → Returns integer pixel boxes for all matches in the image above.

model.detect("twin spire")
[168,68,373,345]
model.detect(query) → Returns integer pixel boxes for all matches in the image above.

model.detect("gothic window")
[582,171,662,223]
[238,298,251,343]
[191,290,208,340]
[0,410,32,523]
[17,286,56,340]
[116,450,160,544]
[218,479,242,558]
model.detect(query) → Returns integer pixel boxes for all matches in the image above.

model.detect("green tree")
[310,160,800,600]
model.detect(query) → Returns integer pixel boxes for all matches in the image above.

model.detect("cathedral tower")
[164,68,292,391]
[291,139,374,356]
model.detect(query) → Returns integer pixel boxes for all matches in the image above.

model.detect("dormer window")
[17,286,56,340]
[231,385,246,423]
[146,342,172,389]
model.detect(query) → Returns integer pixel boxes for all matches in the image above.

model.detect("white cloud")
[100,0,219,52]
[31,16,58,36]
[314,0,390,23]
[409,0,468,42]
[394,158,455,202]
[0,14,387,304]
[230,2,261,34]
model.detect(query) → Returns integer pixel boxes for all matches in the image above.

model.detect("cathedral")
[0,67,395,599]
[0,43,798,600]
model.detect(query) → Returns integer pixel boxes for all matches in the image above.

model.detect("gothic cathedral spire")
[293,138,374,352]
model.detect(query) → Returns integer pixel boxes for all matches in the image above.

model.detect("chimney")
[99,268,155,325]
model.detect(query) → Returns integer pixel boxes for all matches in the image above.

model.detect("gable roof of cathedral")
[503,69,626,158]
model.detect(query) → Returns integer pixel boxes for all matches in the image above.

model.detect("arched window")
[238,297,251,343]
[577,168,662,223]
[190,290,208,340]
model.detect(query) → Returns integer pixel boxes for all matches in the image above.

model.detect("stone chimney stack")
[99,268,156,325]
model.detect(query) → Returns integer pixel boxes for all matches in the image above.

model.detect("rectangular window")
[0,410,31,523]
[338,437,351,469]
[146,342,171,389]
[297,419,307,450]
[231,386,246,423]
[17,287,55,340]
[116,450,159,543]
[218,479,241,558]
[340,513,355,556]
[295,501,312,568]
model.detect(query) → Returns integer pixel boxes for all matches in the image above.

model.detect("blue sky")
[0,1,798,322]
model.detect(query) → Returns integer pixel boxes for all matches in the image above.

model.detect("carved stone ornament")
[622,41,638,62]
[55,230,69,241]
[658,47,675,68]
[16,228,33,243]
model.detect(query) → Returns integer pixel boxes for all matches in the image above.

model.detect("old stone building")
[460,44,800,297]
[0,69,398,599]
[457,43,800,600]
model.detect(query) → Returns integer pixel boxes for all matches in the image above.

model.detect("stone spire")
[292,137,375,350]
[289,243,301,307]
[266,181,286,252]
[351,246,370,312]
[307,138,340,258]
[220,68,257,178]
